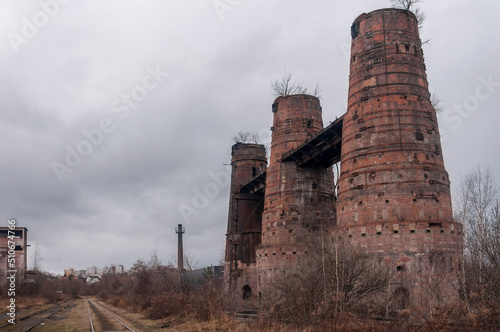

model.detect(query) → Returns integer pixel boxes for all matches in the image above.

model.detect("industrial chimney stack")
[175,223,185,272]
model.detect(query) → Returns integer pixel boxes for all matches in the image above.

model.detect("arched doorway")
[242,285,252,299]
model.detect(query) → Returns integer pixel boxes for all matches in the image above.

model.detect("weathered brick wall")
[224,9,464,308]
[337,8,463,308]
[256,95,336,295]
[225,143,267,293]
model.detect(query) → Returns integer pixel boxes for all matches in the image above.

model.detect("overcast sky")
[1,0,499,275]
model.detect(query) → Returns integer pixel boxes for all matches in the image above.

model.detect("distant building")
[117,264,124,274]
[0,227,28,277]
[64,268,76,277]
[86,266,97,276]
[86,275,100,284]
[184,266,224,287]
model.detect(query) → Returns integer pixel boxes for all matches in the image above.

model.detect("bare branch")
[262,231,389,323]
[271,70,308,97]
[313,79,322,99]
[391,0,423,11]
[455,166,500,308]
[413,7,426,31]
[232,131,261,144]
[232,131,251,143]
[250,132,260,144]
[391,0,425,32]
[430,92,444,113]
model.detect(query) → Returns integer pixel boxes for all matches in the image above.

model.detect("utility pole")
[175,224,185,272]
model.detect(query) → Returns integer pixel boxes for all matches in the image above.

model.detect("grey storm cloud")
[1,0,499,274]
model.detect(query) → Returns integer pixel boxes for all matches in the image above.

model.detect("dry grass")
[35,299,87,332]
[159,315,241,332]
[94,297,163,330]
[0,296,49,311]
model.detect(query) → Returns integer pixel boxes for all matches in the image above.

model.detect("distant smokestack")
[175,224,185,272]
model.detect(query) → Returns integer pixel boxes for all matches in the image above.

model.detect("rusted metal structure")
[224,7,463,310]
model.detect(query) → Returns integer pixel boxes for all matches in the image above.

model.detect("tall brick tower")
[256,95,336,294]
[225,143,267,294]
[337,8,463,309]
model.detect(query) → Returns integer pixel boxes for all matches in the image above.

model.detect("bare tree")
[313,79,322,99]
[455,166,500,309]
[250,132,260,144]
[262,231,389,325]
[430,92,444,113]
[232,131,261,144]
[148,251,161,269]
[391,0,425,31]
[391,0,422,11]
[32,242,43,271]
[232,131,251,143]
[271,70,303,97]
[271,70,321,98]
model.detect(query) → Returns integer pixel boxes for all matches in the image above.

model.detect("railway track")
[1,298,148,331]
[0,300,73,331]
[86,298,137,331]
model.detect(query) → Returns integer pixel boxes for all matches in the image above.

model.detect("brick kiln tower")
[337,8,463,308]
[224,7,463,310]
[255,95,336,294]
[225,143,267,295]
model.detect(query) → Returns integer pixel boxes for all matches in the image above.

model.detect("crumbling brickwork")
[224,8,463,309]
[225,143,267,294]
[338,8,463,308]
[256,95,336,293]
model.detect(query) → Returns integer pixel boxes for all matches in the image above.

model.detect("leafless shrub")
[271,70,321,98]
[413,7,426,31]
[391,0,425,31]
[146,292,190,319]
[455,166,500,313]
[391,0,422,11]
[262,231,389,326]
[94,255,230,325]
[232,131,261,144]
[190,271,226,321]
[430,92,444,113]
[313,79,322,99]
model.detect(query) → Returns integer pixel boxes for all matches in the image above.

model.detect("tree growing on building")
[391,0,425,31]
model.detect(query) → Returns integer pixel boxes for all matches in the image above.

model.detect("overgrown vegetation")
[391,0,426,31]
[271,70,321,98]
[96,261,227,324]
[455,166,500,323]
[0,269,96,304]
[232,131,261,144]
[261,233,389,327]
